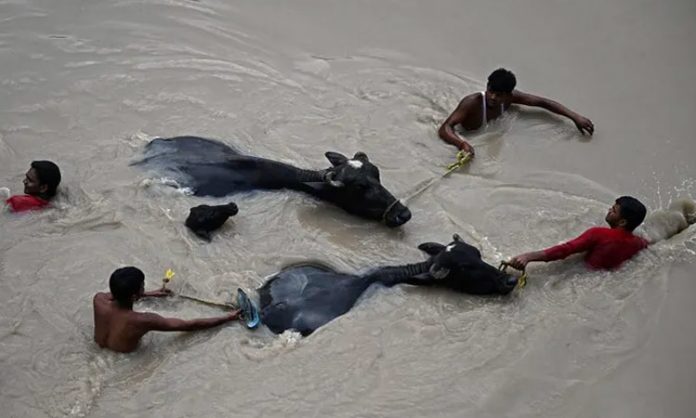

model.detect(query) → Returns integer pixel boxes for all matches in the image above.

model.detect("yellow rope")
[399,151,472,204]
[446,150,473,173]
[161,269,236,309]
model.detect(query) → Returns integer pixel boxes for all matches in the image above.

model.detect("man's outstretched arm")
[142,287,173,298]
[511,90,594,135]
[509,228,598,270]
[141,310,241,332]
[438,97,476,155]
[95,287,172,300]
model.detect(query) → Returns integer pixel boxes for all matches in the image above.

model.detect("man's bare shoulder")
[93,292,111,305]
[458,92,482,106]
[107,310,165,336]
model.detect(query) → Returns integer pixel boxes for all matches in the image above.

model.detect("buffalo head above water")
[320,151,411,228]
[416,234,519,295]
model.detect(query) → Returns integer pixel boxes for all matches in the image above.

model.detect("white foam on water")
[637,198,696,244]
[139,177,193,196]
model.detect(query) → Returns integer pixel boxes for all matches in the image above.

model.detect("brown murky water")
[1,1,695,417]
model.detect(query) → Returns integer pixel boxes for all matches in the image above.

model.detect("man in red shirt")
[4,161,61,212]
[509,196,648,271]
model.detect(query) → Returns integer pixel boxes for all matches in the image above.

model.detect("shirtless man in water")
[93,266,240,353]
[438,68,594,156]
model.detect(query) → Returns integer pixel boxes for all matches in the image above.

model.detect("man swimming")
[93,267,241,353]
[438,68,594,155]
[508,196,648,271]
[3,161,61,212]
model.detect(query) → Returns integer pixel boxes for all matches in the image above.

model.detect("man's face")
[605,203,624,228]
[23,168,46,195]
[486,90,511,108]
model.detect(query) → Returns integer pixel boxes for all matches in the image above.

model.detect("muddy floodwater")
[1,1,695,417]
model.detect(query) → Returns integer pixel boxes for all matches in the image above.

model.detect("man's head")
[606,196,647,231]
[109,267,145,308]
[24,161,61,199]
[486,68,517,107]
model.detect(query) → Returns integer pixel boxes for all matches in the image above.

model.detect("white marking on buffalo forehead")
[445,244,455,252]
[347,159,363,169]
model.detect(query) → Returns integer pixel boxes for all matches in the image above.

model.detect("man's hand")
[227,309,242,321]
[508,253,535,270]
[573,115,594,135]
[458,140,475,157]
[144,287,173,298]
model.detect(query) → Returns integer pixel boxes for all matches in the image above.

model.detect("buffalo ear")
[325,151,348,167]
[452,233,464,242]
[353,151,369,162]
[418,242,446,256]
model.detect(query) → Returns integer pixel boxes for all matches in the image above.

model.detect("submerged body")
[5,194,49,212]
[258,263,380,336]
[137,136,314,196]
[93,292,159,353]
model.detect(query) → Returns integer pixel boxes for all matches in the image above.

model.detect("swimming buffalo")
[257,234,519,335]
[135,136,411,227]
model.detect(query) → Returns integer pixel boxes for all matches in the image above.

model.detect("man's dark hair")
[487,68,517,93]
[31,160,61,198]
[109,267,145,307]
[616,196,647,231]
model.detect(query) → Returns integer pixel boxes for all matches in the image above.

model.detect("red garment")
[5,194,49,213]
[543,227,648,270]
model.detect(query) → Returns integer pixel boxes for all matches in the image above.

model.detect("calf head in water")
[416,234,518,295]
[185,201,239,241]
[321,151,411,227]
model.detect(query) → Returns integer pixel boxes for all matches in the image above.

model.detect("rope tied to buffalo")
[382,151,472,222]
[402,151,473,204]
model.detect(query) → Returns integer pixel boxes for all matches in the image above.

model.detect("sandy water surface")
[1,1,695,417]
